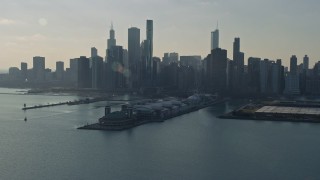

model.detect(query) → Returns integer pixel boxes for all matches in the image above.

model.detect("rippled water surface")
[0,88,320,180]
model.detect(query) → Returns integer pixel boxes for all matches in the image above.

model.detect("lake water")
[0,88,320,180]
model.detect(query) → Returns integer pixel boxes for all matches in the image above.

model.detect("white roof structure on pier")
[256,106,320,115]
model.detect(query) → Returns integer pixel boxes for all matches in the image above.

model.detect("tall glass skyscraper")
[146,20,153,58]
[145,20,154,86]
[211,29,219,50]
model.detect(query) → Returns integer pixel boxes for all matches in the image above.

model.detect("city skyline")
[1,0,320,70]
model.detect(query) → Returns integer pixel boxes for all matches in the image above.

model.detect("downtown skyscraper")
[229,37,245,93]
[211,28,219,50]
[141,20,154,87]
[107,23,116,50]
[128,27,141,89]
[33,56,45,82]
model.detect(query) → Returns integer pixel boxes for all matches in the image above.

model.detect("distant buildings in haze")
[1,19,320,97]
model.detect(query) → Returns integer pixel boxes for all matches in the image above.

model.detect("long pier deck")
[78,99,228,131]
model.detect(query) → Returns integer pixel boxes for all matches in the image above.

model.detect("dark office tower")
[290,55,298,75]
[91,47,98,58]
[205,48,228,93]
[143,19,154,86]
[106,46,125,90]
[56,61,64,81]
[303,55,309,70]
[77,56,91,88]
[233,38,240,56]
[180,56,202,89]
[128,27,141,89]
[162,53,170,65]
[152,57,161,86]
[231,38,244,93]
[233,38,243,70]
[69,58,78,85]
[211,28,219,50]
[276,59,285,92]
[91,56,104,89]
[247,57,261,93]
[146,20,153,58]
[33,56,45,82]
[107,23,116,50]
[276,59,282,66]
[21,62,28,81]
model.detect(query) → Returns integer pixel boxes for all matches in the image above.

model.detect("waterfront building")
[128,27,141,89]
[69,58,78,86]
[21,62,28,81]
[33,56,45,82]
[45,69,54,82]
[8,67,20,81]
[77,56,91,88]
[56,61,64,81]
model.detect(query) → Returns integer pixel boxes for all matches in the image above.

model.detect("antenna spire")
[216,21,219,30]
[111,22,113,30]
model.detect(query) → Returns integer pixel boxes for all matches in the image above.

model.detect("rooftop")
[256,106,320,115]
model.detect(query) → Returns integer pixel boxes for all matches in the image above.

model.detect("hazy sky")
[1,0,319,70]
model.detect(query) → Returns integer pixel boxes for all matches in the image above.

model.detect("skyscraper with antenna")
[107,22,116,50]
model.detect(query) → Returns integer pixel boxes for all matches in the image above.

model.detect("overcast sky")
[1,0,319,70]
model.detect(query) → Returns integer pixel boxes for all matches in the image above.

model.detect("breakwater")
[22,97,145,111]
